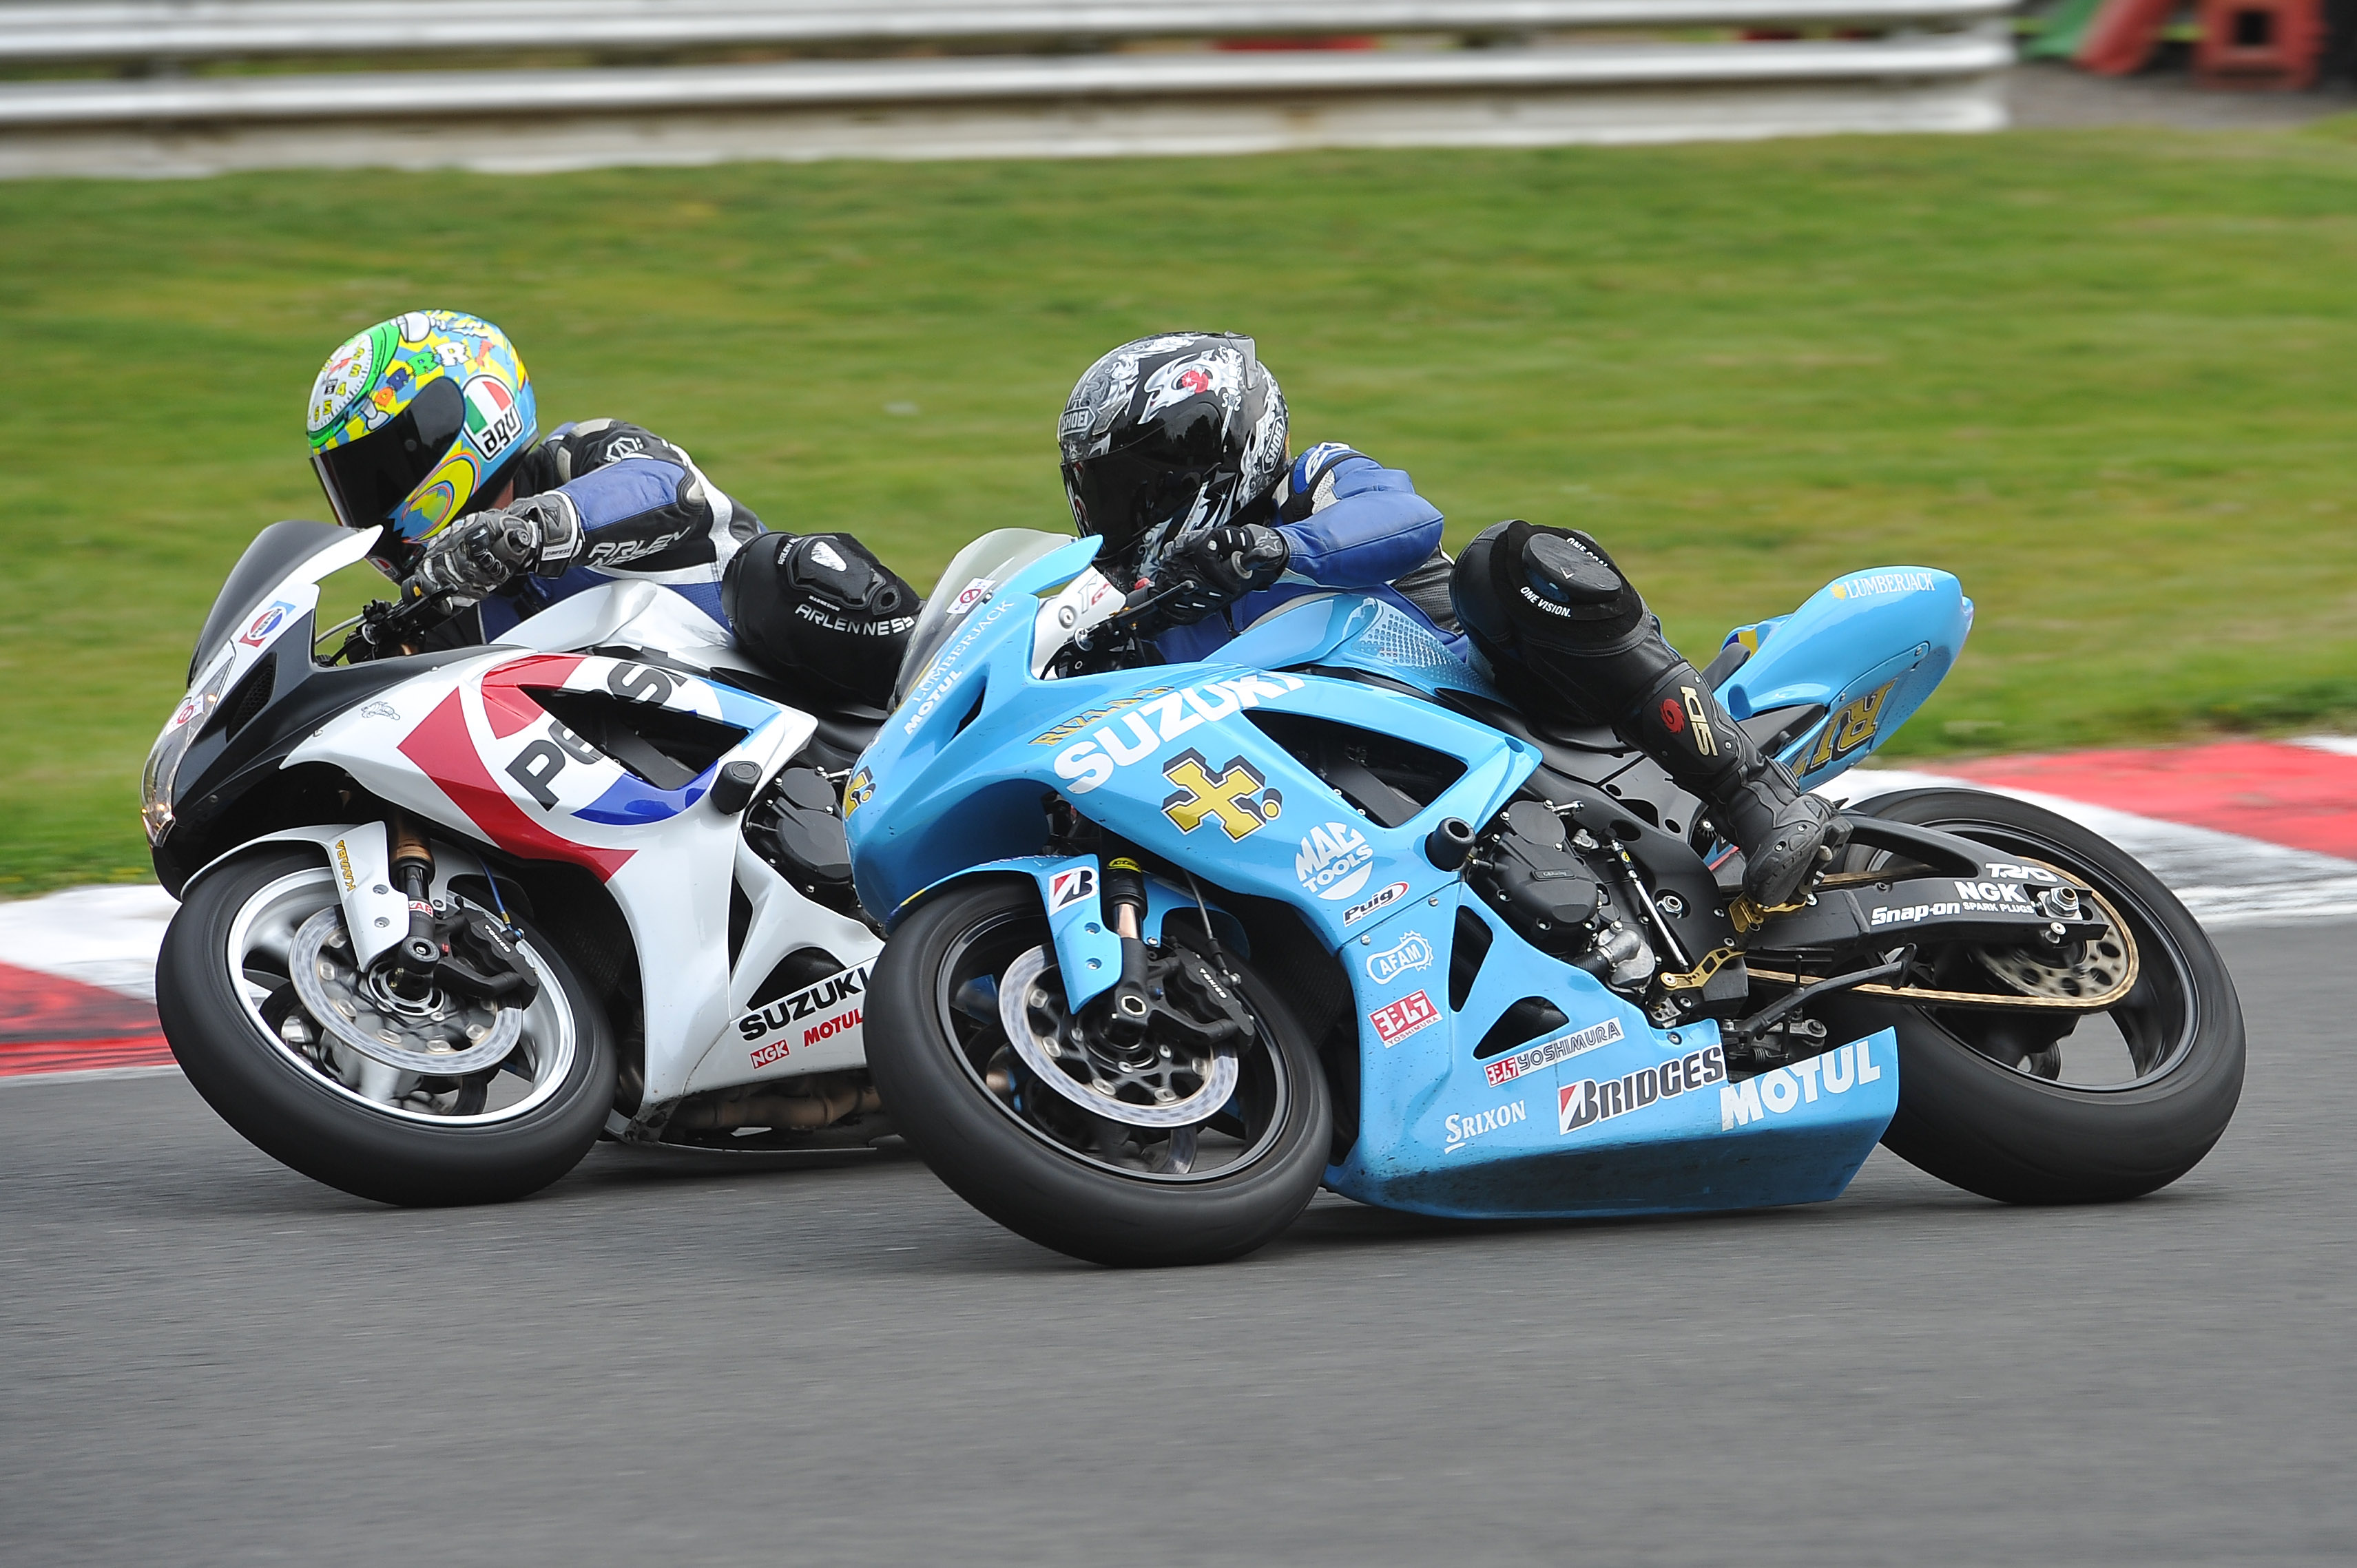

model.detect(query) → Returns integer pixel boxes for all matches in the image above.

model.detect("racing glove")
[411,493,585,598]
[1156,523,1290,626]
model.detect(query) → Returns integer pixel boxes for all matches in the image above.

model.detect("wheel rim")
[223,868,579,1126]
[932,907,1291,1184]
[1861,819,2199,1094]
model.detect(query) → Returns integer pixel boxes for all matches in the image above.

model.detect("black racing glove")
[411,494,583,598]
[1156,523,1290,627]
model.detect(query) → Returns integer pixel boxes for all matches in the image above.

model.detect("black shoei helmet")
[1058,332,1289,582]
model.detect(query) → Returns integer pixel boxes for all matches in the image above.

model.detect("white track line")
[2294,735,2357,759]
[0,1063,182,1089]
[0,883,177,1000]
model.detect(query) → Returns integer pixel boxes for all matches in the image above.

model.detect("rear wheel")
[1818,788,2243,1204]
[865,879,1331,1266]
[158,846,615,1206]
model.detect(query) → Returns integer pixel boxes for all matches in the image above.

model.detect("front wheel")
[157,846,616,1206]
[866,879,1331,1266]
[1818,788,2244,1204]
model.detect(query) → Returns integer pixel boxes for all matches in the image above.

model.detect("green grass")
[6,123,2357,893]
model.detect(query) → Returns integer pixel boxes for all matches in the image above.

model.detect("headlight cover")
[141,658,234,845]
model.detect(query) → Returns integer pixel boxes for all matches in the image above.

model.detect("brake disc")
[289,908,525,1076]
[1971,931,2135,1003]
[995,945,1238,1129]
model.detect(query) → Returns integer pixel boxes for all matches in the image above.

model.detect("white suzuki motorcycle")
[144,521,889,1204]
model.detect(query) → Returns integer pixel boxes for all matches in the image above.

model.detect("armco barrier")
[0,1,2015,177]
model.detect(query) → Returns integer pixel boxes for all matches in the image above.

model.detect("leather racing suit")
[446,417,762,642]
[1146,442,1461,665]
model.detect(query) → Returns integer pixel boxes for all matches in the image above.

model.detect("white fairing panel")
[285,638,865,1109]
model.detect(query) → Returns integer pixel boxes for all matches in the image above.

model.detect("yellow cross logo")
[1160,750,1276,841]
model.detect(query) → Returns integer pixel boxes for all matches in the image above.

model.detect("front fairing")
[143,525,385,855]
[844,536,1539,939]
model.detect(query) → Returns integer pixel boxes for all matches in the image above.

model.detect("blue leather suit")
[475,418,763,640]
[1148,443,1464,665]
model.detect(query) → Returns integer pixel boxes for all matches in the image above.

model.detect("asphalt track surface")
[5,924,2351,1568]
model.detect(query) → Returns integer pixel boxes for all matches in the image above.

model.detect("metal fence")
[0,0,2016,178]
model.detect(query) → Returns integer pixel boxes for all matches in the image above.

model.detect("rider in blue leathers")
[1143,438,1465,665]
[1057,331,1844,908]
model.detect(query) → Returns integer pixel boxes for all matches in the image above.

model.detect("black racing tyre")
[1817,788,2243,1204]
[157,845,616,1206]
[866,878,1331,1267]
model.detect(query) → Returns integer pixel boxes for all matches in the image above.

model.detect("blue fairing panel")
[1326,886,1897,1219]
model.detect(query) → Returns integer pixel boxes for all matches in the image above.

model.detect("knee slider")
[723,532,921,710]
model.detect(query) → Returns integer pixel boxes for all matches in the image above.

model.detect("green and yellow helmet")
[306,309,538,556]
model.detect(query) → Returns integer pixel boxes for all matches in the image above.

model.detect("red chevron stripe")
[397,688,634,880]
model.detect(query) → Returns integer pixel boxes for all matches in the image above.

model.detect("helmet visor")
[311,375,465,536]
[1060,402,1227,564]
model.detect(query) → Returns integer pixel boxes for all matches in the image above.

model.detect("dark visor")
[311,375,465,535]
[1060,401,1227,563]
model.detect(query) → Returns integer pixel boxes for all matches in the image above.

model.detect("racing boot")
[1452,521,1849,910]
[1612,656,1848,910]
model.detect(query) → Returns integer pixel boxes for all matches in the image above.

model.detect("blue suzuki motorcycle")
[845,532,2243,1266]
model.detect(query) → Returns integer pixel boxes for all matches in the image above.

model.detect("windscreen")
[891,530,1076,708]
[187,520,352,682]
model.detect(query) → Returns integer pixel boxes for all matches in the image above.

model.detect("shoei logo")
[1559,1045,1726,1136]
[1160,751,1282,842]
[463,376,524,459]
[1718,1039,1882,1131]
[1296,821,1373,901]
[1046,674,1303,794]
[1802,680,1896,773]
[1365,931,1435,985]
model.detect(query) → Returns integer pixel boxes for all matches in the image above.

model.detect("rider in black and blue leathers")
[307,313,924,711]
[1057,331,1845,908]
[1143,439,1464,666]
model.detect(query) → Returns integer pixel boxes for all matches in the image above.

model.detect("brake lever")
[1078,580,1188,649]
[341,583,446,662]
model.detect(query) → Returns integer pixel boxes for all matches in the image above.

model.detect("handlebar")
[335,582,454,662]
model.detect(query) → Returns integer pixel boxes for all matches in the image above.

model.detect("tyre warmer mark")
[397,688,636,881]
[0,961,172,1077]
